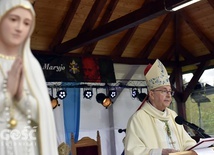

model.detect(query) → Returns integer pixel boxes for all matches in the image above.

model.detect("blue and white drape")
[53,82,80,147]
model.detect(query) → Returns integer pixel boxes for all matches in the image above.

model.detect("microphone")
[175,116,204,133]
[118,129,126,133]
[175,116,211,138]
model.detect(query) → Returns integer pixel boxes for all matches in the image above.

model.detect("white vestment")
[124,101,196,155]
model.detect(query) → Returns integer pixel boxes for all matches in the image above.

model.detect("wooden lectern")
[169,150,197,155]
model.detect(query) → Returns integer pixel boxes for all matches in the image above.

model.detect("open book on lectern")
[187,137,214,151]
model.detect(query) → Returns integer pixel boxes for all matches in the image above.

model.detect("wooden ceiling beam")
[174,12,180,62]
[178,12,214,68]
[32,49,176,67]
[111,27,138,57]
[77,0,107,55]
[111,57,175,67]
[98,0,119,24]
[180,53,214,66]
[53,0,167,54]
[82,0,119,55]
[160,44,174,60]
[179,45,195,59]
[207,0,214,9]
[172,13,184,108]
[169,68,176,85]
[111,1,149,58]
[49,0,81,51]
[138,13,174,59]
[183,61,209,101]
[180,11,214,54]
[33,47,214,69]
[78,0,107,35]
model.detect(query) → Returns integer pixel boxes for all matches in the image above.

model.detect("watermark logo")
[0,126,37,141]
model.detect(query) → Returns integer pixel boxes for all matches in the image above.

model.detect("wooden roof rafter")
[31,0,214,71]
[138,13,175,59]
[160,44,174,60]
[49,0,81,51]
[30,0,214,119]
[180,10,214,54]
[53,0,167,54]
[179,45,195,59]
[82,0,120,55]
[78,0,107,35]
[111,1,149,58]
[111,26,138,57]
[183,61,210,101]
[207,0,214,9]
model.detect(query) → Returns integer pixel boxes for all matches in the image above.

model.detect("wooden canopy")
[31,0,214,117]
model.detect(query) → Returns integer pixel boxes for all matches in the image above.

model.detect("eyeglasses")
[152,89,174,96]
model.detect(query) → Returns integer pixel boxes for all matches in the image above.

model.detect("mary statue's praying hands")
[7,57,23,101]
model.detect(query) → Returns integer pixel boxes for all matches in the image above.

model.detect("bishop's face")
[0,7,32,49]
[149,85,173,111]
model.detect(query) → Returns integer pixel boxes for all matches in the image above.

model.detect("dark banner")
[34,54,116,83]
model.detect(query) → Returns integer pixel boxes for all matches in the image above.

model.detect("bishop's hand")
[162,148,179,155]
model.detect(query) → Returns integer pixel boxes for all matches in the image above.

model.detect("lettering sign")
[34,54,116,83]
